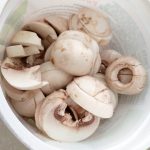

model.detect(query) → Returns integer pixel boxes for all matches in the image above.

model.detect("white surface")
[0,0,7,14]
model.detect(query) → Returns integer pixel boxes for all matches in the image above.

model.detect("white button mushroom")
[11,89,45,117]
[67,76,114,118]
[45,15,68,34]
[36,89,100,142]
[100,49,121,74]
[69,8,112,46]
[93,73,118,109]
[50,31,101,76]
[105,56,147,95]
[11,31,44,50]
[40,61,73,95]
[1,57,48,90]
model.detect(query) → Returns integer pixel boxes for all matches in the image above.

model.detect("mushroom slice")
[67,76,114,118]
[1,57,48,90]
[38,90,100,142]
[100,49,121,74]
[11,31,44,50]
[105,56,147,95]
[11,89,45,117]
[93,73,118,109]
[40,62,73,95]
[23,22,57,42]
[45,15,68,34]
[6,45,40,58]
[44,42,55,62]
[50,31,100,76]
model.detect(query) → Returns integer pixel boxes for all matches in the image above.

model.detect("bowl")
[0,0,150,150]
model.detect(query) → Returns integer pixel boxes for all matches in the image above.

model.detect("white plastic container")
[0,0,150,150]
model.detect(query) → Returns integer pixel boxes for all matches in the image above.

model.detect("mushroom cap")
[45,15,68,34]
[105,56,147,95]
[67,76,114,118]
[37,90,100,142]
[23,21,57,41]
[11,31,44,50]
[40,62,73,95]
[50,31,100,76]
[1,58,48,90]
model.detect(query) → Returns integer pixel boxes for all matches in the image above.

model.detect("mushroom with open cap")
[67,76,114,118]
[35,89,100,142]
[10,89,45,117]
[40,61,73,95]
[50,30,101,76]
[99,49,121,74]
[69,8,112,46]
[11,31,44,50]
[45,15,68,34]
[1,57,48,90]
[105,56,147,95]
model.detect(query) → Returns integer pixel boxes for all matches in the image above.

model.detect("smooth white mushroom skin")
[45,15,68,34]
[99,49,121,74]
[105,56,147,95]
[67,76,114,118]
[11,31,44,50]
[1,58,48,90]
[37,90,100,142]
[40,62,73,95]
[50,31,100,76]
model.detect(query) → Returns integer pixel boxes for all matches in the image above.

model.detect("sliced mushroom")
[99,49,121,74]
[23,22,57,42]
[11,31,44,50]
[42,39,51,49]
[105,56,147,95]
[37,89,100,142]
[50,31,100,76]
[67,76,114,118]
[93,73,118,109]
[11,89,45,117]
[40,61,73,95]
[45,15,68,34]
[69,8,112,45]
[6,45,40,58]
[1,57,48,90]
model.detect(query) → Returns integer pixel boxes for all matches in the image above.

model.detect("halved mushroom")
[11,31,44,50]
[105,56,147,95]
[67,76,114,118]
[1,57,48,90]
[23,22,57,43]
[6,45,40,58]
[45,15,68,34]
[99,49,121,74]
[40,61,73,95]
[11,89,45,117]
[93,73,118,109]
[36,89,100,142]
[50,31,101,76]
[0,44,5,60]
[69,8,112,45]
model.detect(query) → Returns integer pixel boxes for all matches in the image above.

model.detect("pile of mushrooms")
[0,7,147,142]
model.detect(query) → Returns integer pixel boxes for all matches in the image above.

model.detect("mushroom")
[93,73,118,109]
[40,61,73,95]
[67,76,114,118]
[11,89,45,117]
[6,45,40,58]
[36,89,100,142]
[1,57,48,90]
[11,31,44,50]
[23,22,57,43]
[99,49,121,74]
[69,8,112,45]
[45,15,68,34]
[50,30,101,76]
[105,56,147,95]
